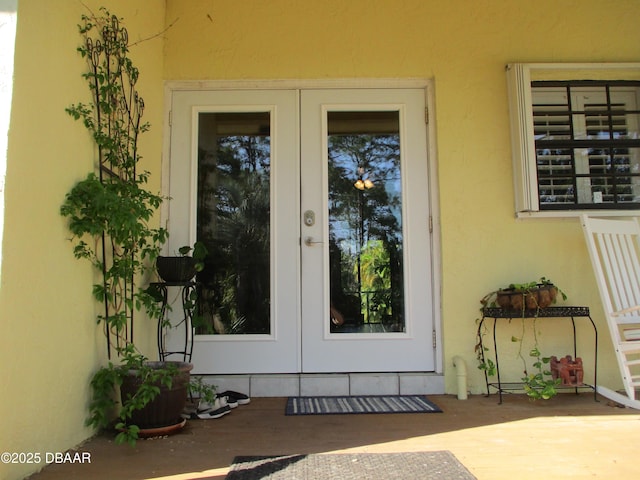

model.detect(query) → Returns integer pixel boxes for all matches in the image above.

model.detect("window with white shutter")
[507,63,640,217]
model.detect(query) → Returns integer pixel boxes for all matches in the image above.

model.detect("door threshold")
[194,372,445,397]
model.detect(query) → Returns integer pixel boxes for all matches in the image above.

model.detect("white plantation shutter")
[583,99,634,204]
[532,88,574,205]
[507,63,640,216]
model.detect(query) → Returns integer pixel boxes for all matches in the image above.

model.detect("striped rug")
[285,395,442,415]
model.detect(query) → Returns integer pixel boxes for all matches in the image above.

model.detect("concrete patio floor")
[27,393,640,480]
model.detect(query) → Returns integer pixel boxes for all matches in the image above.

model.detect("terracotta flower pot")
[496,284,558,310]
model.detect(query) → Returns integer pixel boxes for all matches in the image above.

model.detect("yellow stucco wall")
[2,1,639,478]
[162,0,640,392]
[0,1,165,479]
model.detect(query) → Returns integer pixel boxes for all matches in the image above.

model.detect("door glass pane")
[327,111,405,333]
[196,112,271,334]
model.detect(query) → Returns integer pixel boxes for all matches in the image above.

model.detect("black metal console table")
[477,306,598,404]
[151,281,198,363]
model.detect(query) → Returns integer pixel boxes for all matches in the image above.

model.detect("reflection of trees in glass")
[328,133,405,331]
[197,134,270,334]
[359,240,391,323]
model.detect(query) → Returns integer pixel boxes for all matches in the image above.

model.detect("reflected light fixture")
[354,167,374,190]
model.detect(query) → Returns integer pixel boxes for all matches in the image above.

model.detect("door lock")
[303,210,315,226]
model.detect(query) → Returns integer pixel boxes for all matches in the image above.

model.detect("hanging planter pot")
[156,242,208,283]
[156,256,197,283]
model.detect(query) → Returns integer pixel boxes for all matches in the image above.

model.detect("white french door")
[168,89,300,373]
[168,86,434,374]
[300,89,434,372]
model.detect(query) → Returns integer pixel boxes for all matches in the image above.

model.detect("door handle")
[304,237,323,247]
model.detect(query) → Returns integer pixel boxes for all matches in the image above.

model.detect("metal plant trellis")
[63,10,166,359]
[92,14,141,357]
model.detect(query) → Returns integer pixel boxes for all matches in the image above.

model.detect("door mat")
[225,452,476,479]
[285,395,442,415]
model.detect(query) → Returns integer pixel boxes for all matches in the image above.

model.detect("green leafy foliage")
[519,326,561,400]
[188,376,218,406]
[177,241,208,272]
[60,7,167,342]
[87,345,185,447]
[61,8,176,445]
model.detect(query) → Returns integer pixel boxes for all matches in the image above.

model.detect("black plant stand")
[477,306,598,404]
[152,282,198,363]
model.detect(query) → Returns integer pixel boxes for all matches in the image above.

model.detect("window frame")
[506,62,640,218]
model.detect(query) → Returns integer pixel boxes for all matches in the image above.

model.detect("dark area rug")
[285,395,442,415]
[225,452,476,479]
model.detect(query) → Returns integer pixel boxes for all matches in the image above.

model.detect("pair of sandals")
[182,390,251,420]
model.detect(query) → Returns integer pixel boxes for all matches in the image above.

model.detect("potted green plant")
[493,278,564,311]
[60,8,214,445]
[475,277,567,400]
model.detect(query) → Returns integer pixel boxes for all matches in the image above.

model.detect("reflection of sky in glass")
[328,134,402,251]
[327,111,405,330]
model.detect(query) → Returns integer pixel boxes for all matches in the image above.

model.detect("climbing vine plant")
[61,7,167,357]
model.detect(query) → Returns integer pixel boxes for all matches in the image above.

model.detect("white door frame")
[162,79,443,375]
